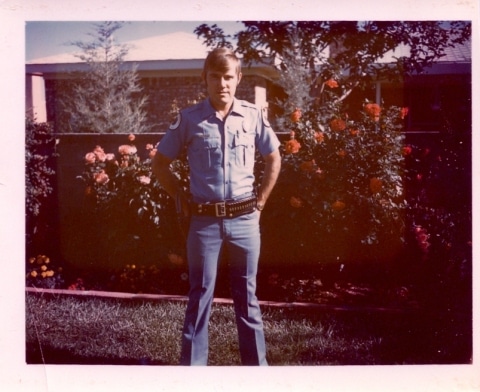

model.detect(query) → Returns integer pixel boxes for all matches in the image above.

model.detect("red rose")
[402,146,413,156]
[290,108,302,122]
[314,131,324,143]
[325,79,339,88]
[365,103,381,121]
[284,139,301,154]
[329,118,346,132]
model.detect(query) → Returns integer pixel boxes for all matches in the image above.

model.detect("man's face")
[204,59,242,111]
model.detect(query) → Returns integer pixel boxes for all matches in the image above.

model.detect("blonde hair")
[202,47,241,76]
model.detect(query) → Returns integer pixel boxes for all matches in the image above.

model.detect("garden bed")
[26,258,421,313]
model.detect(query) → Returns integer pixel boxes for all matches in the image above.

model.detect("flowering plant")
[261,48,409,264]
[400,135,471,296]
[26,255,64,289]
[270,100,408,264]
[25,118,56,217]
[77,134,188,268]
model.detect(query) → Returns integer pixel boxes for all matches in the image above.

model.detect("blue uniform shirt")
[157,98,280,203]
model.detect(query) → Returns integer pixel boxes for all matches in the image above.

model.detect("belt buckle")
[215,201,226,217]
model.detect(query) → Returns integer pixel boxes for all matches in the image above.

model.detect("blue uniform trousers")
[179,211,268,365]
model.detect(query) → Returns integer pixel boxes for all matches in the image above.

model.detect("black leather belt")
[191,196,257,218]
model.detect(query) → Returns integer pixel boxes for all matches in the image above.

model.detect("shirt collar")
[230,98,247,118]
[202,98,246,119]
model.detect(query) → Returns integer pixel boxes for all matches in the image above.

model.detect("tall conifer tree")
[60,21,149,133]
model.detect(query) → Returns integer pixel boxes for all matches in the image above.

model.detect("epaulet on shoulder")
[260,104,271,128]
[237,99,256,109]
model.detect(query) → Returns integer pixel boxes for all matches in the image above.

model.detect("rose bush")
[261,91,408,268]
[76,134,189,269]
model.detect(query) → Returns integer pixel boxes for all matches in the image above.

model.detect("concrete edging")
[25,287,416,314]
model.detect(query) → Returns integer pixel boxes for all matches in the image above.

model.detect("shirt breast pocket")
[190,138,222,170]
[233,130,255,167]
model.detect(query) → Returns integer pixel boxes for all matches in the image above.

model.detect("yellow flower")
[41,265,47,271]
[30,271,38,278]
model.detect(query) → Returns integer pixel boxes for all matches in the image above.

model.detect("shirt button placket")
[224,121,232,199]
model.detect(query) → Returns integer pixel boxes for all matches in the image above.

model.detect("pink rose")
[138,175,151,185]
[84,152,96,165]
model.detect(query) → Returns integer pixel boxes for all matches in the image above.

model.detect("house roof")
[441,39,471,62]
[26,31,210,64]
[26,30,471,79]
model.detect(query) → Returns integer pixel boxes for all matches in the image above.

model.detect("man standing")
[152,48,281,365]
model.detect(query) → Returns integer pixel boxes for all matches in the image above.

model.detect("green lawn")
[25,292,471,366]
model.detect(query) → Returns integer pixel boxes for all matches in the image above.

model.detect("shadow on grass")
[26,343,168,365]
[26,308,472,366]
